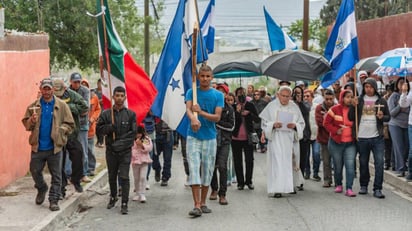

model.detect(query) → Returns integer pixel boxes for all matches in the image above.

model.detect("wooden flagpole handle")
[100,0,115,140]
[192,23,198,119]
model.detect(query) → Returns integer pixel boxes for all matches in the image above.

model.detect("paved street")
[56,149,412,231]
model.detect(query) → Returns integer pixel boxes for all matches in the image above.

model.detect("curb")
[369,163,412,196]
[30,169,108,231]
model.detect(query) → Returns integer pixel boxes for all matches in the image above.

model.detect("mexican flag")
[96,0,157,124]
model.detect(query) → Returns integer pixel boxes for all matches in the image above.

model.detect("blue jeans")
[328,139,356,190]
[408,125,412,175]
[78,130,89,176]
[357,136,385,191]
[87,137,96,172]
[152,132,174,181]
[305,140,321,176]
[389,125,408,172]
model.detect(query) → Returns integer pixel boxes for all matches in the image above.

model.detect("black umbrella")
[355,56,379,71]
[213,61,262,79]
[260,50,331,81]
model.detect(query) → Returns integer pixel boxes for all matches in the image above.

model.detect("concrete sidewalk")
[0,146,108,231]
[1,148,411,231]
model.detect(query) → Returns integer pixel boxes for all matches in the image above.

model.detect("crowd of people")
[22,68,411,216]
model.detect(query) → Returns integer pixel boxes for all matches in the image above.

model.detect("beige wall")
[0,34,49,188]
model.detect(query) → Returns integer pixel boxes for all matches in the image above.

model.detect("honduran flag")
[321,0,359,88]
[96,0,157,124]
[264,6,297,52]
[151,0,214,137]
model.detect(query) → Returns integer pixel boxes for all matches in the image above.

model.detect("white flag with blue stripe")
[200,0,215,57]
[321,0,359,88]
[151,0,213,136]
[264,6,297,52]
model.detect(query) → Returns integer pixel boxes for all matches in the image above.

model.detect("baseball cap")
[53,79,66,97]
[216,83,229,94]
[40,78,53,89]
[70,72,82,82]
[358,70,368,79]
[296,80,305,86]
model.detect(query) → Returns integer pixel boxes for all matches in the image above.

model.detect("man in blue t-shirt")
[185,64,224,217]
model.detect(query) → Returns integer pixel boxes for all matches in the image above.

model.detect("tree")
[320,0,411,27]
[288,19,327,54]
[1,0,164,71]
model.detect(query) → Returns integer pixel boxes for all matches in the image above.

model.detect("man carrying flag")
[151,0,214,136]
[321,0,359,88]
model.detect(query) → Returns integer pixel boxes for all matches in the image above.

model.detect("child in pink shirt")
[131,126,153,202]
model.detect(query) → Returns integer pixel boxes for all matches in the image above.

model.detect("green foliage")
[288,18,327,54]
[1,0,164,72]
[320,0,412,27]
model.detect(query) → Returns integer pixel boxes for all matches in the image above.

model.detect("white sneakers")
[132,194,146,203]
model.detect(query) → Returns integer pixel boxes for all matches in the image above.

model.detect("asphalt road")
[57,149,412,231]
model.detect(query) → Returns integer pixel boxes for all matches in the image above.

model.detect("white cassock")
[259,99,305,194]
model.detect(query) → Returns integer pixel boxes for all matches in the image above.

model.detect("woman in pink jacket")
[131,126,153,202]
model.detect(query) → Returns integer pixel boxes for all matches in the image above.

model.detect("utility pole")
[144,0,150,74]
[302,0,309,51]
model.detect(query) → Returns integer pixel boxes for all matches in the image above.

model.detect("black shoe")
[384,165,390,170]
[237,185,244,190]
[121,203,128,214]
[297,184,304,191]
[373,190,385,199]
[73,182,83,193]
[313,175,321,182]
[397,172,405,177]
[155,171,161,182]
[35,189,47,205]
[304,174,310,180]
[359,186,368,195]
[160,180,168,187]
[49,201,60,211]
[89,171,95,176]
[107,197,118,209]
[247,184,254,190]
[274,193,282,198]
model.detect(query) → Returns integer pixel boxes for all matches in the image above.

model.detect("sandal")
[188,207,202,217]
[200,205,212,213]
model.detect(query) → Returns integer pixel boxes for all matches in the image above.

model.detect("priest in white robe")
[259,86,305,197]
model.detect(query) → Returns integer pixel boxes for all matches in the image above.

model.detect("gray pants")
[30,150,62,202]
[320,144,332,184]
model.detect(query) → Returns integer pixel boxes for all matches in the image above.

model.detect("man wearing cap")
[22,78,75,211]
[53,79,89,195]
[69,72,91,182]
[357,71,369,94]
[210,83,235,205]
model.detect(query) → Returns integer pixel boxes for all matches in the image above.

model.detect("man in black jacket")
[96,86,137,214]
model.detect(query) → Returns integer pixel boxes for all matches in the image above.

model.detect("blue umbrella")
[374,47,412,76]
[213,61,262,85]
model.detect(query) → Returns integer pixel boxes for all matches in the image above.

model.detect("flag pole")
[192,23,199,119]
[353,70,358,140]
[100,0,115,139]
[193,0,206,63]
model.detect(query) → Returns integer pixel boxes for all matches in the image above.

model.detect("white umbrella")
[374,47,412,76]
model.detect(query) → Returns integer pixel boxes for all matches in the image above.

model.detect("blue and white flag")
[151,0,214,137]
[321,0,359,88]
[200,0,215,58]
[264,6,297,52]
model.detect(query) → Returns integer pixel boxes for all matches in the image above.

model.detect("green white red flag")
[96,0,157,123]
